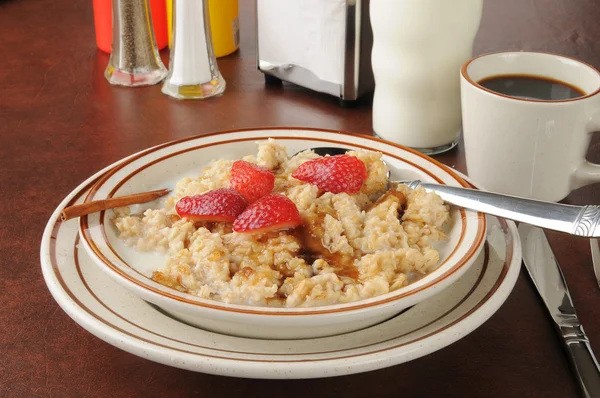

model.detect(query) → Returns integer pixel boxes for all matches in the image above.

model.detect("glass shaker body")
[161,0,226,99]
[105,0,168,87]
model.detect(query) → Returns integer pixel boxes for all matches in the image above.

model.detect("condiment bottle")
[161,0,226,99]
[105,0,168,86]
[370,0,483,154]
[166,0,239,58]
[93,0,168,53]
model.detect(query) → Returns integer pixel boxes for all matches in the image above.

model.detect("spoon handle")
[401,180,600,238]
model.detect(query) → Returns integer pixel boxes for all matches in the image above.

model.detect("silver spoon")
[303,147,600,238]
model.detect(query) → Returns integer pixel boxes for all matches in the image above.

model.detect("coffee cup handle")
[571,112,600,190]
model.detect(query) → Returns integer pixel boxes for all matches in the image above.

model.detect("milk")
[370,0,483,153]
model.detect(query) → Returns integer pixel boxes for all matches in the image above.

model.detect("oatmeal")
[112,139,449,307]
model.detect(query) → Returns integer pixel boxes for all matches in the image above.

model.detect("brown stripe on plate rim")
[53,219,509,362]
[83,127,477,199]
[81,211,481,315]
[78,135,486,315]
[95,135,466,287]
[50,176,511,362]
[72,233,489,356]
[52,221,510,363]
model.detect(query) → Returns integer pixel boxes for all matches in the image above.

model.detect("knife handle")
[561,326,600,398]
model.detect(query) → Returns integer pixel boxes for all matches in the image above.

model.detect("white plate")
[76,128,487,339]
[40,141,521,379]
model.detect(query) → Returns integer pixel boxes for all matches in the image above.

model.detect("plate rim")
[40,159,521,379]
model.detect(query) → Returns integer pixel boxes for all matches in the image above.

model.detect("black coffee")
[477,74,585,100]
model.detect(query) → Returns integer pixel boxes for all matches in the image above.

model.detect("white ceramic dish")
[78,128,487,339]
[40,166,520,379]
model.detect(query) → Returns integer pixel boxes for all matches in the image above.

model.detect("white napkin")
[257,0,347,85]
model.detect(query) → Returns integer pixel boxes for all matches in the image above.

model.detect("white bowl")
[79,128,487,339]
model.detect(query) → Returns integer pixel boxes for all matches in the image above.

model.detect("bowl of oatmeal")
[79,128,486,339]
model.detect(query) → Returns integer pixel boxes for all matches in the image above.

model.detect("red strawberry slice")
[291,154,367,193]
[233,194,302,234]
[230,160,275,203]
[176,188,248,222]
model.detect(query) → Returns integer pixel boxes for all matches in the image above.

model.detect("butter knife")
[520,224,600,397]
[592,239,600,289]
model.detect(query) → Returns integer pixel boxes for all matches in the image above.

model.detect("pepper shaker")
[105,0,168,87]
[161,0,226,99]
[93,0,168,54]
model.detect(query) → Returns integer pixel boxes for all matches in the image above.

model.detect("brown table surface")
[2,0,600,396]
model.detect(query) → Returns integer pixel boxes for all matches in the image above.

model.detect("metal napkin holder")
[255,0,374,105]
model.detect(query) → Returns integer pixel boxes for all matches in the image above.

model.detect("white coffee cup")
[460,51,600,202]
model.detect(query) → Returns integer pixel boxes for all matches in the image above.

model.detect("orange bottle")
[93,0,168,53]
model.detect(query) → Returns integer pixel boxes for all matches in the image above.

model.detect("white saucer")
[41,161,521,379]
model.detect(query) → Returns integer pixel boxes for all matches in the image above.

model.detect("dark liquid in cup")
[477,74,585,100]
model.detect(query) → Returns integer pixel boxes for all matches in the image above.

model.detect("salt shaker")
[104,0,168,87]
[166,0,240,58]
[370,0,483,154]
[161,0,226,100]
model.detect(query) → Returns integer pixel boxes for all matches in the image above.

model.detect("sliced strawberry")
[176,188,248,222]
[230,160,275,203]
[291,154,367,194]
[233,194,302,234]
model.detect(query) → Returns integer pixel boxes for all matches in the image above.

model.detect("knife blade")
[592,239,600,289]
[519,224,600,398]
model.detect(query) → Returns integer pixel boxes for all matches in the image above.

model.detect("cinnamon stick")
[60,189,170,221]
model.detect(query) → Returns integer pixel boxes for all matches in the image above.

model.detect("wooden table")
[2,0,600,396]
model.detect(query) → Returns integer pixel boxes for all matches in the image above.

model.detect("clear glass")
[370,0,483,155]
[374,132,460,155]
[161,0,226,99]
[105,0,168,87]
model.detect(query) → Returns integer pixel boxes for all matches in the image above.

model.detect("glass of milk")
[370,0,483,154]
